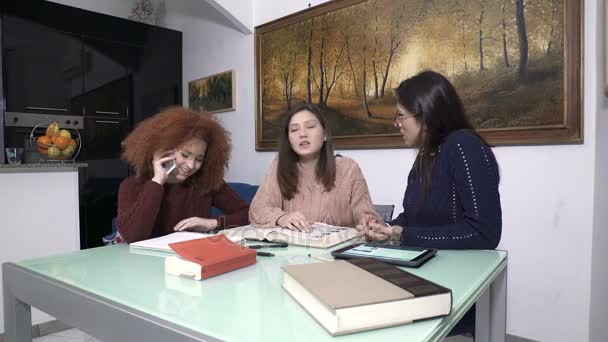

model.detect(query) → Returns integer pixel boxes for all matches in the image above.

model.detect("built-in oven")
[3,112,84,164]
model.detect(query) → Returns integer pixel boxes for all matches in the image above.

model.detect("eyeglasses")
[394,110,417,127]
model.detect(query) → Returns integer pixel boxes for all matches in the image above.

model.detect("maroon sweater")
[117,176,250,243]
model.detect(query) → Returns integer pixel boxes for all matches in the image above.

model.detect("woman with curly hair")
[116,106,249,243]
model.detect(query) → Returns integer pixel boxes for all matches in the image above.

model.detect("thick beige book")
[282,258,452,336]
[242,222,360,248]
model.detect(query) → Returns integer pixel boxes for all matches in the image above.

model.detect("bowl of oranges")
[30,121,81,162]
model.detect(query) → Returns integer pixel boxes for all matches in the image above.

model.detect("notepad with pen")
[129,230,244,253]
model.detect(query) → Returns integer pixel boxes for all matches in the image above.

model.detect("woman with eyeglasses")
[249,103,380,232]
[365,70,502,250]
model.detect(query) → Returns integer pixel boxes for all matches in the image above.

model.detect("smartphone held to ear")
[162,160,177,174]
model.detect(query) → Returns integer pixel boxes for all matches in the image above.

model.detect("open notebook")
[241,223,361,249]
[129,231,244,253]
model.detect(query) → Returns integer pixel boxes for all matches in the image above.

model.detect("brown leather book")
[166,235,256,280]
[282,257,452,335]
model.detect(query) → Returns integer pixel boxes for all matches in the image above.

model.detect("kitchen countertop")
[0,162,87,173]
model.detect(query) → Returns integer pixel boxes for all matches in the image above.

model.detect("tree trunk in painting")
[380,38,397,98]
[283,51,296,111]
[306,17,314,104]
[362,28,371,118]
[502,0,510,67]
[318,32,325,105]
[546,0,556,55]
[461,16,468,74]
[323,40,346,106]
[478,5,485,72]
[515,0,528,80]
[372,15,380,100]
[346,36,359,97]
[372,59,379,100]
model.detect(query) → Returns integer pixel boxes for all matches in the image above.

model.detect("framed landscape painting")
[188,70,236,114]
[255,0,582,150]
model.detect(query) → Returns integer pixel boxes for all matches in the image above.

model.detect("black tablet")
[331,243,437,267]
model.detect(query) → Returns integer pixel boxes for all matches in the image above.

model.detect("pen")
[256,251,275,257]
[307,254,334,262]
[247,243,288,249]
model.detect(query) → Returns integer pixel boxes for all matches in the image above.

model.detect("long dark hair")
[277,103,336,200]
[396,71,487,200]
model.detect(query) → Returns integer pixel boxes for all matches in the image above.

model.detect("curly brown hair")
[122,106,231,193]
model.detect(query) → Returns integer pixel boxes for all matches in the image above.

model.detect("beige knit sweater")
[249,156,379,228]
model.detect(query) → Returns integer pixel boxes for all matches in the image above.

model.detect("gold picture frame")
[188,70,236,114]
[255,0,582,150]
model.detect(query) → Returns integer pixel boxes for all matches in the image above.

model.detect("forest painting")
[188,70,236,114]
[255,0,581,150]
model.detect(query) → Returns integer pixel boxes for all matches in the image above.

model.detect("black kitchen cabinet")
[82,117,130,160]
[2,15,83,115]
[2,0,182,249]
[83,38,137,118]
[133,26,182,123]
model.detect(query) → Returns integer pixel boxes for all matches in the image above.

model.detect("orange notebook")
[168,235,256,279]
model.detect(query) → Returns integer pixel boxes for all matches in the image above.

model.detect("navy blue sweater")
[389,130,502,249]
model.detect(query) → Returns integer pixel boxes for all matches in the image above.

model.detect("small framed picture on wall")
[188,70,236,113]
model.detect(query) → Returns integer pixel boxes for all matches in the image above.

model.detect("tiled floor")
[34,328,473,342]
[33,328,100,342]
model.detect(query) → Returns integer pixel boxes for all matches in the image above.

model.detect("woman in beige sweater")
[249,103,381,231]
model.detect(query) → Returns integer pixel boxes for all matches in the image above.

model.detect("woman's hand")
[151,150,176,185]
[173,217,219,232]
[276,211,312,232]
[365,222,403,242]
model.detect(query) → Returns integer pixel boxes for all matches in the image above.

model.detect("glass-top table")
[3,243,506,342]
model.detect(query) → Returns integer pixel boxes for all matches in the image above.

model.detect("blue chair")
[211,182,259,217]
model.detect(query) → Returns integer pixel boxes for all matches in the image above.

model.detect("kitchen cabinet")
[2,15,83,115]
[82,117,130,160]
[1,0,182,250]
[133,26,182,123]
[83,38,137,118]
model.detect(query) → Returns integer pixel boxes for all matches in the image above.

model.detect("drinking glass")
[5,147,24,164]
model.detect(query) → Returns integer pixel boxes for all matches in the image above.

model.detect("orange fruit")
[38,147,48,156]
[52,136,70,149]
[68,139,77,149]
[37,136,53,149]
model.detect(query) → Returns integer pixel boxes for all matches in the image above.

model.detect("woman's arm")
[348,160,382,226]
[249,160,288,227]
[212,182,250,229]
[116,177,165,243]
[401,133,502,249]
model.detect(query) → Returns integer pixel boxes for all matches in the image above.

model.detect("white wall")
[206,0,253,33]
[590,0,608,341]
